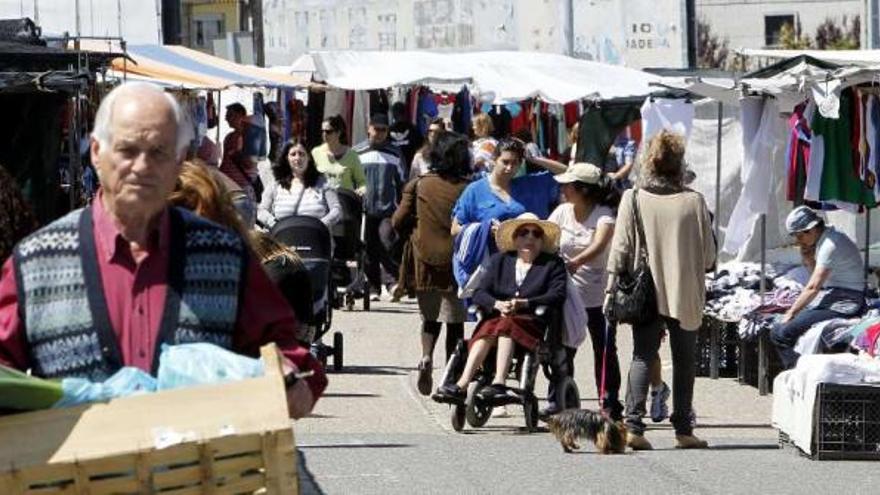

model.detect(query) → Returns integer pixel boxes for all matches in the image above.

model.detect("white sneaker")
[491,405,510,418]
[380,285,392,301]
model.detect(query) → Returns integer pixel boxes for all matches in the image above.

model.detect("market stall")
[664,51,880,458]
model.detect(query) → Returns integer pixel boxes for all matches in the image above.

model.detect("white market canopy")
[287,50,663,104]
[661,51,880,118]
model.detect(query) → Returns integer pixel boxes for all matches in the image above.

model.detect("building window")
[192,14,224,48]
[765,14,795,47]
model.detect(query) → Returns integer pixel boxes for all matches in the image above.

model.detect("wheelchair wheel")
[524,399,539,432]
[332,331,344,371]
[451,404,466,432]
[465,382,491,428]
[556,376,580,410]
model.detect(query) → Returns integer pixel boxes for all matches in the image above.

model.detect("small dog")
[545,409,627,454]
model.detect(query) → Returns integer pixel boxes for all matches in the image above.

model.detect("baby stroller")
[271,215,343,371]
[332,188,370,311]
[433,305,580,432]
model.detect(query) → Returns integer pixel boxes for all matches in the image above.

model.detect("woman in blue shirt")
[452,139,528,237]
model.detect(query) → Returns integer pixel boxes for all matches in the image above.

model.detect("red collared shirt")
[0,197,327,399]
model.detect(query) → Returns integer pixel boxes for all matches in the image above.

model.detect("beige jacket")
[606,188,716,330]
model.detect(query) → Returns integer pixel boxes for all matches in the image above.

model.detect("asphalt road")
[294,299,877,495]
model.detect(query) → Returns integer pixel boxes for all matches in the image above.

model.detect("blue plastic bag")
[157,343,264,390]
[55,367,158,408]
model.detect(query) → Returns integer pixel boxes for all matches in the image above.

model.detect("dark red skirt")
[469,315,543,351]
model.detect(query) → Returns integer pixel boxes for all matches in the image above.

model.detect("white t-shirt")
[549,203,615,308]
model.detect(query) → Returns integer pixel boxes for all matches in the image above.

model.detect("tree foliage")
[780,15,860,50]
[697,19,729,69]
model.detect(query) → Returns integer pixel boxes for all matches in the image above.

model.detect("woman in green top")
[311,115,367,194]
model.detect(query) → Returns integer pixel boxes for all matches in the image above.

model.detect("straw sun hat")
[496,213,560,254]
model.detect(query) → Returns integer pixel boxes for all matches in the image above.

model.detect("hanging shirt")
[786,102,812,204]
[811,90,875,208]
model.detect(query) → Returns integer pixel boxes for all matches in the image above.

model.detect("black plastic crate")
[695,316,739,378]
[738,334,783,393]
[812,383,880,460]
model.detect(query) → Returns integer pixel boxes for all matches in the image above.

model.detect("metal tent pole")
[715,101,723,274]
[758,214,770,395]
[709,100,724,379]
[866,208,872,292]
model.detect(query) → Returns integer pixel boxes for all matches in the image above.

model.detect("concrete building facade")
[261,0,689,69]
[696,0,865,49]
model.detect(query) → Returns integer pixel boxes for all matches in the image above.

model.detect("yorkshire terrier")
[545,409,627,454]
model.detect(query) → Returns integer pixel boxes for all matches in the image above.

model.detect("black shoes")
[477,383,508,400]
[433,383,465,402]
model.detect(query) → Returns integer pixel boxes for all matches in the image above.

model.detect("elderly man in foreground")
[0,82,326,418]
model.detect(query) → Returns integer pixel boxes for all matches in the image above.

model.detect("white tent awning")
[287,50,662,104]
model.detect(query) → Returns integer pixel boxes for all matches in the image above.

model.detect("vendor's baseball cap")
[369,113,389,128]
[785,206,822,234]
[554,162,603,185]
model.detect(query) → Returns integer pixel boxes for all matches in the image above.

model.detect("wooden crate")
[0,345,297,494]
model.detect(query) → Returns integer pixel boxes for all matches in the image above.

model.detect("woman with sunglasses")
[311,115,367,194]
[434,213,566,401]
[259,138,341,230]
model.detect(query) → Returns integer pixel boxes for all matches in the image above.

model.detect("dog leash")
[598,316,610,417]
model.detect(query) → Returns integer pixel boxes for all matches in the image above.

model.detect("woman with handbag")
[258,139,342,230]
[605,130,716,450]
[392,132,470,396]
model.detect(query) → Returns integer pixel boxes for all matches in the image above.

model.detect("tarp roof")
[659,53,880,117]
[290,50,662,104]
[80,40,313,90]
[739,48,880,67]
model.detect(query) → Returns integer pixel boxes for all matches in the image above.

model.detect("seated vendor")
[771,206,867,369]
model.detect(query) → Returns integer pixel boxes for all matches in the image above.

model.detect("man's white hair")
[92,82,193,155]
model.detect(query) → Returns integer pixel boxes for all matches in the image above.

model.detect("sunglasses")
[321,128,336,134]
[515,227,544,239]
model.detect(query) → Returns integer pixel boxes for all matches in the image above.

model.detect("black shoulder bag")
[608,189,658,325]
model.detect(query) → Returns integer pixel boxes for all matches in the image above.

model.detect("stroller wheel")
[451,404,466,432]
[524,399,539,432]
[333,331,344,371]
[465,382,491,428]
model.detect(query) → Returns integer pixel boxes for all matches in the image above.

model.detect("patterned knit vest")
[13,206,247,381]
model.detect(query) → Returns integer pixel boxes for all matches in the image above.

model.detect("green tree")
[697,19,729,69]
[815,15,860,50]
[780,20,812,49]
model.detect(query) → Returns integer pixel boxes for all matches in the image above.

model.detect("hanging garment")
[640,97,695,144]
[206,92,218,129]
[811,89,876,208]
[485,104,512,139]
[868,95,880,201]
[452,85,472,134]
[563,102,580,129]
[417,89,439,136]
[305,89,325,149]
[786,102,812,204]
[576,101,641,169]
[723,98,782,256]
[323,89,346,122]
[351,90,370,146]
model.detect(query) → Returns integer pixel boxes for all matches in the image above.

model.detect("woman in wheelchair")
[434,213,567,401]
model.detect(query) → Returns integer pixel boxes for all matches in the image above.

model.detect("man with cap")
[354,113,404,300]
[771,206,867,369]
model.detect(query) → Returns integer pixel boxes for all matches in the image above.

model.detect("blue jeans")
[770,308,840,369]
